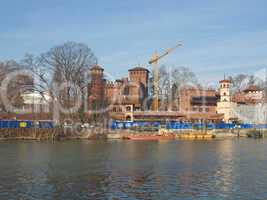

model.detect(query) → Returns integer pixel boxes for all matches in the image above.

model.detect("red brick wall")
[179,87,217,114]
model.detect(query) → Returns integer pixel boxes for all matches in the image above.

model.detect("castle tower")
[88,65,105,112]
[128,66,149,98]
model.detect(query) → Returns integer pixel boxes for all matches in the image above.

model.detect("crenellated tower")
[88,65,105,111]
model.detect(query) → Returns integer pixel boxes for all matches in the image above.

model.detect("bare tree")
[22,41,97,123]
[156,65,198,110]
[171,66,198,88]
[0,60,33,112]
[229,74,264,92]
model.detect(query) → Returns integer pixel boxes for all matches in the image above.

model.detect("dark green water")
[0,139,267,200]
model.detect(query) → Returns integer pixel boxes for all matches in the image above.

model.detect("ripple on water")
[0,139,267,200]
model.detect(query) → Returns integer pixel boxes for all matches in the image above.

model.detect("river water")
[0,139,266,200]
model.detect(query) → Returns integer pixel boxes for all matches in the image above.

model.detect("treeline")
[0,60,33,111]
[228,74,266,92]
[0,41,99,124]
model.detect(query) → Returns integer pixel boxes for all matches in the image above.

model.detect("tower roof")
[90,64,104,71]
[128,66,149,72]
[219,79,230,83]
[243,85,262,92]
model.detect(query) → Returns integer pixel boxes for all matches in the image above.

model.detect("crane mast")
[151,52,160,111]
[149,43,182,111]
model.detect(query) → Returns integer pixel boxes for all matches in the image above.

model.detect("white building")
[217,79,267,124]
[21,91,51,112]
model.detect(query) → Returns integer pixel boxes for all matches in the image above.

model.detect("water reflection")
[0,139,267,199]
[214,139,235,198]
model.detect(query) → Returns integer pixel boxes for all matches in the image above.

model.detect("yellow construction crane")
[149,43,182,111]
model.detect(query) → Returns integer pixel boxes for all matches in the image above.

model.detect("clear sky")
[0,0,267,85]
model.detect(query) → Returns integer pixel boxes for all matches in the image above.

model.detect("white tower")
[217,78,233,122]
[219,79,231,102]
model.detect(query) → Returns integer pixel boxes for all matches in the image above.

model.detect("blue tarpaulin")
[0,120,53,129]
[38,121,54,128]
[110,120,267,130]
[0,120,32,128]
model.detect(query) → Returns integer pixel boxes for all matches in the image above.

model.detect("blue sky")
[0,0,267,84]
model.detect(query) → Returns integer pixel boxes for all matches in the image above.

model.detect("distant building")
[217,79,267,123]
[105,66,149,110]
[243,85,263,100]
[88,65,105,112]
[128,66,149,101]
[88,65,149,121]
[21,91,51,112]
[232,85,264,104]
[179,87,219,114]
[216,79,233,122]
[87,64,228,123]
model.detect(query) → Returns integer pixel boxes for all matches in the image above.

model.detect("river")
[0,139,266,200]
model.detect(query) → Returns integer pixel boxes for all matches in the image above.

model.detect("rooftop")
[90,64,104,71]
[219,79,231,83]
[243,85,262,92]
[128,66,149,72]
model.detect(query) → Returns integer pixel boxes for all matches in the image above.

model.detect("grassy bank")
[0,128,107,140]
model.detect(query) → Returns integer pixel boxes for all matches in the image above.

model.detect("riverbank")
[1,128,267,141]
[0,128,107,141]
[107,128,267,139]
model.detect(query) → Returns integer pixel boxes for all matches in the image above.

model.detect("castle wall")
[179,87,218,114]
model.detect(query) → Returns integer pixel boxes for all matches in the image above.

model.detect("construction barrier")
[0,120,54,129]
[110,121,265,130]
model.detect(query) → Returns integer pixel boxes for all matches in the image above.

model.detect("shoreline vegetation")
[0,127,107,141]
[0,128,266,141]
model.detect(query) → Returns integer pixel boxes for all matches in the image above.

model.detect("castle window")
[223,92,227,96]
[126,106,132,112]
